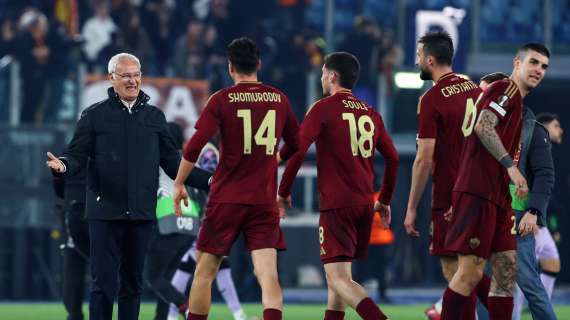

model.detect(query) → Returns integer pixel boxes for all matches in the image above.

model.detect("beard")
[419,67,432,81]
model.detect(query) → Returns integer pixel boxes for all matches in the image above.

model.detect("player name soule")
[441,81,479,98]
[228,91,282,103]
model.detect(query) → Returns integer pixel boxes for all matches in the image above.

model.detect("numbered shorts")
[197,202,286,256]
[429,208,455,257]
[445,192,516,259]
[319,204,374,264]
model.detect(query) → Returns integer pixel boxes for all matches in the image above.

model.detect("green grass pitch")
[1,303,570,319]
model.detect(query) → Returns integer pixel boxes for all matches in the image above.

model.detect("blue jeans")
[514,210,557,319]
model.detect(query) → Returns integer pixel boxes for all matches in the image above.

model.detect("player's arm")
[278,98,301,162]
[475,103,528,198]
[278,105,323,203]
[173,94,220,215]
[374,115,400,228]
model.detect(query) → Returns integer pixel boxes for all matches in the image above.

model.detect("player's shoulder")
[485,78,519,99]
[305,95,332,116]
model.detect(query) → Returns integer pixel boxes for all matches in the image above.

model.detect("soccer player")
[278,52,399,320]
[172,37,300,320]
[442,43,550,320]
[402,32,486,320]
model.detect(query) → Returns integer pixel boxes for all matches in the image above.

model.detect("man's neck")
[233,74,258,84]
[329,85,350,96]
[432,67,453,83]
[510,75,529,98]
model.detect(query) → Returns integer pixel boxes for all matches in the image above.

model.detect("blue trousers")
[88,220,154,320]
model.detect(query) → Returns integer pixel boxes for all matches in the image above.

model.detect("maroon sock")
[187,312,207,320]
[488,296,513,320]
[355,297,387,320]
[441,287,469,320]
[324,309,345,320]
[263,308,282,320]
[475,274,491,308]
[460,292,477,320]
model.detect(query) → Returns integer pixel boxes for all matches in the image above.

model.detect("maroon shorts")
[445,192,516,259]
[429,208,455,257]
[319,204,374,264]
[196,202,286,256]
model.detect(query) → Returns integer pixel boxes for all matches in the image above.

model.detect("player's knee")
[325,270,351,288]
[456,268,483,290]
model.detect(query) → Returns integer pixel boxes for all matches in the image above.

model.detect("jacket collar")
[107,87,150,112]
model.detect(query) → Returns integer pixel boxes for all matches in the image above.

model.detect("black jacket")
[517,107,555,226]
[58,88,210,220]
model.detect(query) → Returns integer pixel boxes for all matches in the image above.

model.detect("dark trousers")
[144,229,194,320]
[88,220,154,320]
[64,202,90,320]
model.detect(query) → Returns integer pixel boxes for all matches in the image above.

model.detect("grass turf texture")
[1,303,570,319]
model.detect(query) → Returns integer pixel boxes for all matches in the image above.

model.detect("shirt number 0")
[342,113,375,158]
[237,109,277,155]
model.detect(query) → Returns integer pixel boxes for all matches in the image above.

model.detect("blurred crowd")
[0,0,402,124]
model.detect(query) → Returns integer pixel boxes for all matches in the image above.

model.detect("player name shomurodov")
[228,91,282,103]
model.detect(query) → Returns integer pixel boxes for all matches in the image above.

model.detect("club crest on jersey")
[469,237,481,249]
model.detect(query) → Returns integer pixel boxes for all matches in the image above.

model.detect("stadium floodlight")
[394,72,424,89]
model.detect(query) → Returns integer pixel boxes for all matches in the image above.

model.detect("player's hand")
[276,152,282,165]
[46,152,65,173]
[374,201,391,229]
[277,195,291,219]
[403,207,420,237]
[443,206,453,222]
[518,212,538,237]
[507,166,529,199]
[173,182,189,217]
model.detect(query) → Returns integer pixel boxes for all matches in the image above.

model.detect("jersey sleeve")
[373,113,399,204]
[417,93,438,139]
[183,93,221,162]
[278,96,300,161]
[479,80,518,121]
[278,102,324,197]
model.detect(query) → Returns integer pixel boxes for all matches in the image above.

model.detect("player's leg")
[324,283,346,320]
[215,258,249,320]
[168,245,197,318]
[251,248,283,320]
[324,262,387,320]
[487,250,517,320]
[189,203,243,319]
[442,254,486,319]
[514,217,556,320]
[512,284,525,320]
[187,251,224,319]
[536,227,560,299]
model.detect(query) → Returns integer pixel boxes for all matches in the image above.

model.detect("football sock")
[171,269,192,294]
[460,292,477,320]
[324,309,345,320]
[441,287,469,319]
[215,268,243,313]
[187,312,207,320]
[355,297,387,320]
[263,308,282,320]
[540,271,557,299]
[488,296,513,320]
[475,274,491,308]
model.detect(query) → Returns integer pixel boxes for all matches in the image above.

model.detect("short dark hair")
[418,31,454,66]
[536,113,559,125]
[323,52,360,89]
[517,43,551,59]
[226,37,260,74]
[480,72,509,84]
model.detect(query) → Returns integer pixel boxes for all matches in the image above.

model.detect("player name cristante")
[441,81,479,98]
[228,92,282,103]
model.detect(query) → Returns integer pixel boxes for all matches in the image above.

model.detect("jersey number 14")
[237,109,277,155]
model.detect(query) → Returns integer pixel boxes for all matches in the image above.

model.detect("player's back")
[418,73,482,209]
[207,82,298,205]
[309,90,386,210]
[454,78,523,208]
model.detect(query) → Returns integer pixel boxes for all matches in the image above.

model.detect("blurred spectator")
[0,18,15,57]
[142,0,175,75]
[173,20,214,79]
[81,2,116,72]
[123,11,155,73]
[373,27,402,98]
[97,30,126,69]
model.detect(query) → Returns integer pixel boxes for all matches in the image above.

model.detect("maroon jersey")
[417,72,482,209]
[278,89,399,210]
[453,79,523,209]
[183,81,299,205]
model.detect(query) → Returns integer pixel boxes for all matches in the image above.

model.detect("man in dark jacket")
[46,52,211,320]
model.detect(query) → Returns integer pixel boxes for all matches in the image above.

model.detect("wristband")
[527,207,541,216]
[500,154,514,168]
